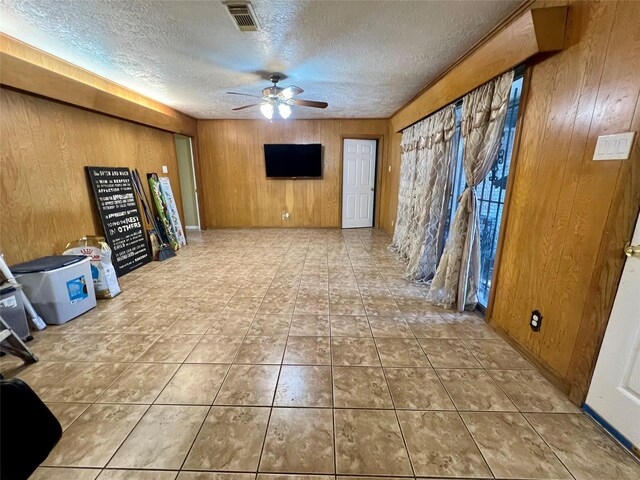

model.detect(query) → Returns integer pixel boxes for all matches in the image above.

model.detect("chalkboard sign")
[86,166,151,276]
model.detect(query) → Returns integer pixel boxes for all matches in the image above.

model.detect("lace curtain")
[390,105,456,282]
[427,70,514,310]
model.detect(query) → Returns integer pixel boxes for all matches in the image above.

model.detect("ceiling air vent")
[223,2,260,31]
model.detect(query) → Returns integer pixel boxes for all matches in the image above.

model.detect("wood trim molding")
[390,6,568,132]
[0,34,196,136]
[485,67,532,322]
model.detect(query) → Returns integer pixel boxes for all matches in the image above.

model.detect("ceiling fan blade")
[292,99,328,109]
[232,103,261,111]
[227,92,263,99]
[279,85,304,99]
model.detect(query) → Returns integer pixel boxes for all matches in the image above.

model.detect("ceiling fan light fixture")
[260,102,274,120]
[278,103,292,119]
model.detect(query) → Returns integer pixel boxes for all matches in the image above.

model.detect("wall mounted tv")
[264,143,322,178]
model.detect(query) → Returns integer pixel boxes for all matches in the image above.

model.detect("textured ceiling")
[0,0,523,119]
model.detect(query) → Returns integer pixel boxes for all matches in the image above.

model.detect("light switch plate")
[162,165,169,173]
[593,132,635,161]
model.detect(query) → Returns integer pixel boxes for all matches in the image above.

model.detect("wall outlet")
[162,165,169,173]
[530,310,543,332]
[282,211,290,221]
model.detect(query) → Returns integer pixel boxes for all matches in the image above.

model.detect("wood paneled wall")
[379,0,640,403]
[197,119,388,228]
[490,0,640,403]
[0,88,183,265]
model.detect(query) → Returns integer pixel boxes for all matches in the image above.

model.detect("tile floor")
[2,228,639,480]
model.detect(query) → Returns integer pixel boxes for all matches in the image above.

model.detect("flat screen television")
[264,143,322,178]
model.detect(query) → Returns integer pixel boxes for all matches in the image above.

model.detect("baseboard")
[185,226,200,230]
[582,403,639,458]
[488,323,573,399]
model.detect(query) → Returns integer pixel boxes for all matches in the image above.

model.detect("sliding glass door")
[443,72,524,309]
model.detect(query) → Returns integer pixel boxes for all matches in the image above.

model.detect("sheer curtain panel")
[427,70,514,310]
[390,105,456,282]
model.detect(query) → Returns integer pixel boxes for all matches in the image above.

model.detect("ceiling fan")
[227,74,328,119]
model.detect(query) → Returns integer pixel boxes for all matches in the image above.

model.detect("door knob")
[624,243,640,257]
[370,187,374,192]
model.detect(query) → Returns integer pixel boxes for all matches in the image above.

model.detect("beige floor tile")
[397,410,491,478]
[329,297,367,316]
[108,405,208,469]
[97,470,178,480]
[30,467,101,480]
[463,338,532,369]
[368,316,414,338]
[384,368,454,410]
[97,363,179,404]
[284,336,331,365]
[334,409,412,476]
[168,317,214,334]
[275,365,333,407]
[489,369,580,413]
[330,316,371,337]
[43,403,147,467]
[136,334,201,363]
[461,411,572,479]
[418,338,482,368]
[333,366,392,409]
[375,338,430,367]
[235,335,287,364]
[289,315,330,336]
[526,413,640,480]
[42,362,129,403]
[178,473,255,480]
[248,315,292,335]
[156,363,229,404]
[12,361,80,396]
[450,321,500,339]
[46,402,91,430]
[405,317,457,339]
[186,335,243,363]
[124,313,181,334]
[437,368,517,411]
[9,228,627,480]
[184,406,270,471]
[260,407,334,474]
[215,364,280,405]
[205,315,253,336]
[89,334,158,362]
[259,475,334,480]
[331,337,380,366]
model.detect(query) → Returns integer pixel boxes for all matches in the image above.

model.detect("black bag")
[0,378,62,480]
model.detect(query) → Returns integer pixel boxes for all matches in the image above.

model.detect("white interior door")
[586,212,640,447]
[342,139,376,228]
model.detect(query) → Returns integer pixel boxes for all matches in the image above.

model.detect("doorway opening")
[341,138,378,229]
[174,134,201,230]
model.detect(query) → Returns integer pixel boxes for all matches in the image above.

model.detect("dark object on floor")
[0,378,62,480]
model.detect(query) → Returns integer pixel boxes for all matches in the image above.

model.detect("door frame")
[174,134,203,230]
[340,135,384,229]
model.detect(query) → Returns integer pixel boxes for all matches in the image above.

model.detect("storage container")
[0,283,30,340]
[10,256,96,325]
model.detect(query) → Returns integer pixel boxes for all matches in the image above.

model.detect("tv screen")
[264,144,322,178]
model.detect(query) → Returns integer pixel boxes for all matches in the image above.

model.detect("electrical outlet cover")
[530,310,543,332]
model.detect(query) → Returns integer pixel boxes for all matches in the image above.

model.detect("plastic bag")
[63,236,121,299]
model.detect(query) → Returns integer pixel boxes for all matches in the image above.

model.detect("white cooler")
[10,255,97,325]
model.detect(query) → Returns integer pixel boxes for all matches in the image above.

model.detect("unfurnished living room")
[0,0,639,479]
